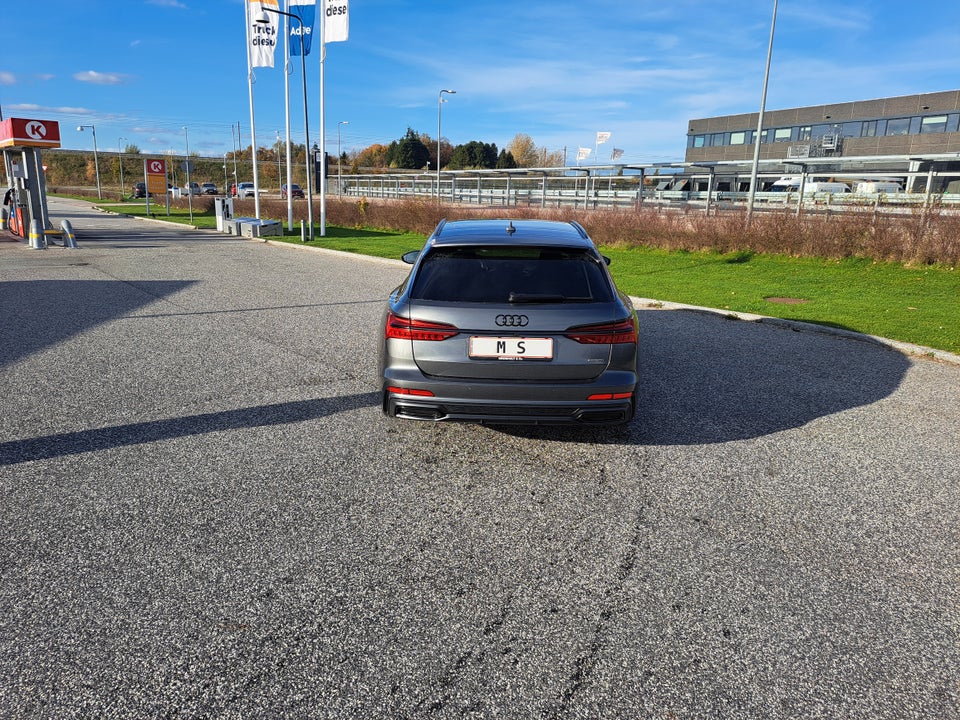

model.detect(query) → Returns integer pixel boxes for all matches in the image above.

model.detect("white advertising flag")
[246,0,280,68]
[325,0,350,42]
[577,147,591,161]
[596,131,611,144]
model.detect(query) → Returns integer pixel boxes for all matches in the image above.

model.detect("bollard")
[28,218,46,249]
[0,205,7,231]
[301,220,306,243]
[61,219,79,249]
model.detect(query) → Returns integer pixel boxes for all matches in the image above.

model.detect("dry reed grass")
[254,196,960,266]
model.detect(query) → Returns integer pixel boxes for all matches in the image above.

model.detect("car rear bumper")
[381,370,637,425]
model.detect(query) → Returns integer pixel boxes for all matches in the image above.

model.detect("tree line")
[352,130,564,172]
[39,129,565,192]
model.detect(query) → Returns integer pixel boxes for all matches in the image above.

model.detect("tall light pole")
[118,136,126,200]
[275,131,283,194]
[746,0,779,225]
[183,125,194,223]
[257,7,313,240]
[77,124,102,200]
[337,120,349,198]
[437,89,455,200]
[223,153,229,195]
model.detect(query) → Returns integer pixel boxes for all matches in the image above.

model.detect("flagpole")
[283,3,294,231]
[319,3,327,237]
[244,0,262,219]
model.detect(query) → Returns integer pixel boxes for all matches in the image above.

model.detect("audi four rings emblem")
[495,314,529,327]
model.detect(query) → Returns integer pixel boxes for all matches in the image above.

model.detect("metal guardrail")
[337,173,960,213]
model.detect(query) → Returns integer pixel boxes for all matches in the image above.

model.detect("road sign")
[145,158,167,194]
[0,118,62,149]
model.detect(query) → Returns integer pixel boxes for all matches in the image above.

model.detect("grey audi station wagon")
[378,219,639,425]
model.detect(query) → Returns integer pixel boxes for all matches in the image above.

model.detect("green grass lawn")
[97,200,960,354]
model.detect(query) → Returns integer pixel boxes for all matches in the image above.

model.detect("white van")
[804,181,850,194]
[769,176,801,192]
[855,181,902,194]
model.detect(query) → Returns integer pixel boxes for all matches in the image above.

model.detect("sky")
[4,0,960,166]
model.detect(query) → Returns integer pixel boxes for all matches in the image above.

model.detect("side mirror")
[401,250,420,264]
[602,255,611,266]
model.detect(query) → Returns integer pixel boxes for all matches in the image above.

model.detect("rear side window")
[410,247,614,303]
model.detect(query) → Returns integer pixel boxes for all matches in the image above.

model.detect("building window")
[861,121,878,137]
[730,131,746,145]
[711,133,726,147]
[798,126,812,141]
[811,124,834,139]
[885,117,910,136]
[774,128,792,143]
[920,115,948,133]
[947,114,960,133]
[841,122,862,138]
[693,135,706,148]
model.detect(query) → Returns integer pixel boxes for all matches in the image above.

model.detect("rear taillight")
[587,392,634,401]
[387,386,436,397]
[565,316,637,344]
[385,312,459,341]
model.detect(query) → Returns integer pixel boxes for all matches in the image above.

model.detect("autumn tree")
[355,143,389,169]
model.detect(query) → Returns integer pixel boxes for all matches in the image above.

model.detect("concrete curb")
[630,297,960,367]
[261,237,408,267]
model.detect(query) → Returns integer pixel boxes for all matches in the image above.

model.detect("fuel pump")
[1,117,61,242]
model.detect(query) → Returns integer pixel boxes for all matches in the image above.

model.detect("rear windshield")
[410,246,614,303]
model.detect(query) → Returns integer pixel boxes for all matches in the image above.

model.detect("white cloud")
[8,103,94,115]
[74,71,127,85]
[0,72,15,85]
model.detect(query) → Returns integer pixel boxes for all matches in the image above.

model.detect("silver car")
[379,219,639,425]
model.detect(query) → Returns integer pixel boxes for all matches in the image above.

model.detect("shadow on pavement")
[0,393,380,465]
[498,309,911,446]
[0,280,197,368]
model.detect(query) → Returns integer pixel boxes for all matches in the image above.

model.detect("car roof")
[428,219,592,249]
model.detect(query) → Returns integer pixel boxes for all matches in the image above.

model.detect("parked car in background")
[201,182,218,195]
[183,182,202,195]
[379,219,640,425]
[281,183,304,199]
[132,182,147,198]
[235,182,256,198]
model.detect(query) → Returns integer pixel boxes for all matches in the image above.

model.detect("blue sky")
[4,1,960,164]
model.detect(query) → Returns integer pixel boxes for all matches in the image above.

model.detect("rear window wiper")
[508,292,592,303]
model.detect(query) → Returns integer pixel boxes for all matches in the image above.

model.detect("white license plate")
[469,336,553,360]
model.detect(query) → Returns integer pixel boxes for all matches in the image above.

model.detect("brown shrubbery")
[252,196,960,266]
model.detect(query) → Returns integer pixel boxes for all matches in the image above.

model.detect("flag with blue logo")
[289,0,317,56]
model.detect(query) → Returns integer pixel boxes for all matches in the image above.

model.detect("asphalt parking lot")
[1,198,958,719]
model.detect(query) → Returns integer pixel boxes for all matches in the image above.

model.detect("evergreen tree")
[496,150,517,169]
[388,127,430,169]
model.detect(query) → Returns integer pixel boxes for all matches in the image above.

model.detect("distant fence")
[337,171,960,214]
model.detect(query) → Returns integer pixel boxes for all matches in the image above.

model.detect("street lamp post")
[183,126,194,223]
[746,0,779,225]
[337,121,349,198]
[223,153,229,196]
[118,136,126,200]
[437,89,455,200]
[77,124,102,200]
[275,131,283,193]
[256,7,313,241]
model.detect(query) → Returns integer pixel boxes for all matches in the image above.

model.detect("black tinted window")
[410,247,614,303]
